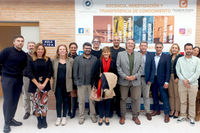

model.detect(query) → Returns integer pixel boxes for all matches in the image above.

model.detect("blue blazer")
[156,53,171,86]
[144,51,156,84]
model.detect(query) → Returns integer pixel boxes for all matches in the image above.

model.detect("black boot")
[68,96,72,117]
[37,116,42,129]
[42,116,47,128]
[70,97,77,119]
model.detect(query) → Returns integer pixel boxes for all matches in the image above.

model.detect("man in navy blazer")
[151,42,171,123]
[138,41,155,121]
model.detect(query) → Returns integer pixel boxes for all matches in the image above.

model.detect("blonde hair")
[55,44,69,59]
[169,43,180,55]
[32,43,48,62]
[100,46,112,60]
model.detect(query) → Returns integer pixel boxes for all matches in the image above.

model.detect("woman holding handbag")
[51,44,74,126]
[91,46,117,126]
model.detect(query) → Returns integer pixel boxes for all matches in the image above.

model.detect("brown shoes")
[195,112,200,122]
[164,115,170,123]
[23,112,30,120]
[146,113,152,121]
[151,111,160,116]
[119,116,125,125]
[132,116,141,125]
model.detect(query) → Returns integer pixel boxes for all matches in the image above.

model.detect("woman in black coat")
[91,46,117,126]
[28,43,53,129]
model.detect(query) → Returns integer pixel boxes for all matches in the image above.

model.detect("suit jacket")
[142,51,156,84]
[155,53,171,86]
[51,57,74,93]
[73,54,97,87]
[170,54,183,79]
[117,50,144,86]
[28,57,53,93]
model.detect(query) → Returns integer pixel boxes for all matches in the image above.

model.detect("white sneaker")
[61,117,67,126]
[177,117,186,123]
[189,119,195,127]
[55,117,61,126]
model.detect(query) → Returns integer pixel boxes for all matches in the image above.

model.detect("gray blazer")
[117,50,144,86]
[51,57,74,93]
[73,54,97,87]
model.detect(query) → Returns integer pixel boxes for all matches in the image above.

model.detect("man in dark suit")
[138,41,155,121]
[151,42,171,123]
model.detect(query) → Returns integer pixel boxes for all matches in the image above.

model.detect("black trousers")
[55,83,69,117]
[110,84,121,115]
[98,99,111,118]
[1,76,23,124]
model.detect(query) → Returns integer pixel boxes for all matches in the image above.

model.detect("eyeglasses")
[93,41,100,43]
[113,39,120,41]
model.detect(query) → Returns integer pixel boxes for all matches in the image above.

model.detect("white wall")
[21,26,40,52]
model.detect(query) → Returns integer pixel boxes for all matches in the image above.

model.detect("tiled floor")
[0,96,200,133]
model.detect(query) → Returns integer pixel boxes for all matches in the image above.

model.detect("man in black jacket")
[0,35,27,133]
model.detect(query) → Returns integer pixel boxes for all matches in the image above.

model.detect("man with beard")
[73,42,97,125]
[22,41,35,120]
[0,35,27,133]
[110,36,125,117]
[176,43,200,126]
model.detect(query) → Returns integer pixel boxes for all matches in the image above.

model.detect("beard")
[84,51,91,55]
[186,52,192,56]
[29,49,33,54]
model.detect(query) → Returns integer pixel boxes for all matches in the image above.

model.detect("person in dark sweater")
[91,37,102,59]
[28,43,53,129]
[68,42,79,119]
[0,35,27,133]
[22,41,35,120]
[91,46,117,126]
[110,36,125,118]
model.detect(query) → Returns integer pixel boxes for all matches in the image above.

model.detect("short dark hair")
[13,35,24,42]
[140,40,148,46]
[184,43,193,49]
[83,42,92,48]
[155,42,163,47]
[69,42,78,48]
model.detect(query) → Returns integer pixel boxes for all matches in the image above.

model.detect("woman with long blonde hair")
[28,43,53,129]
[168,43,183,118]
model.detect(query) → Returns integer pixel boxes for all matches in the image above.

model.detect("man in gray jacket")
[73,42,97,125]
[117,39,144,125]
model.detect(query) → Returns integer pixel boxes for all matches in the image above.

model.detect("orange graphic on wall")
[93,16,113,43]
[153,16,174,44]
[179,0,188,8]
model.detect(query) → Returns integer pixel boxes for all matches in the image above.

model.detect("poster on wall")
[75,0,196,53]
[75,0,196,109]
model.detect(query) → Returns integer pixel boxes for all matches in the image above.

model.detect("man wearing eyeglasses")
[110,36,125,118]
[91,37,102,59]
[151,42,171,123]
[73,42,97,125]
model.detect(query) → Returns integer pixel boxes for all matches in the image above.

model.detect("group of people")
[0,35,200,133]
